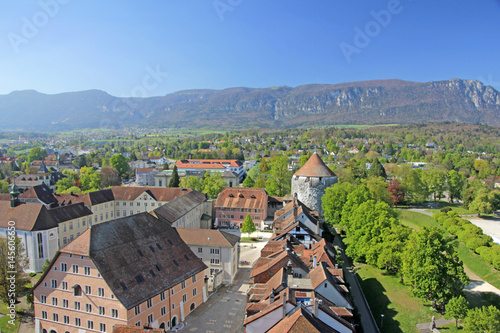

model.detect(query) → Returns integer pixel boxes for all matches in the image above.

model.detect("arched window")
[37,233,44,258]
[190,303,196,311]
[73,284,82,297]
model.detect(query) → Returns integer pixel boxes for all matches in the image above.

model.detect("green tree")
[364,176,392,206]
[469,188,494,217]
[445,295,469,328]
[401,227,469,310]
[464,305,500,333]
[247,166,261,181]
[241,214,257,237]
[423,167,447,201]
[169,166,180,187]
[341,185,372,229]
[0,237,30,303]
[447,170,465,203]
[180,176,202,191]
[80,166,102,191]
[100,167,122,187]
[0,180,9,194]
[369,158,387,179]
[243,175,255,188]
[254,175,267,188]
[201,172,226,199]
[266,154,291,196]
[110,154,130,177]
[259,158,269,173]
[27,147,47,164]
[322,182,356,226]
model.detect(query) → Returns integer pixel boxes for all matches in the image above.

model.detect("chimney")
[270,289,275,303]
[315,220,320,235]
[313,298,319,317]
[287,260,293,276]
[313,255,317,268]
[335,263,338,269]
[309,254,313,263]
[282,292,287,319]
[293,193,298,220]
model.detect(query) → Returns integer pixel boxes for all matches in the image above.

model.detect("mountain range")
[0,78,499,131]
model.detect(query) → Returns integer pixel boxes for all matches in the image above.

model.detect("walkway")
[333,232,380,333]
[416,318,454,333]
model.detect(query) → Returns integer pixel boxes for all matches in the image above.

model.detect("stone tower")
[291,153,337,218]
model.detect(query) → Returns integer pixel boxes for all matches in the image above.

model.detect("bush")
[467,236,490,252]
[457,230,476,244]
[480,247,496,264]
[433,212,448,224]
[28,272,36,277]
[447,225,462,236]
[462,223,483,235]
[476,246,490,256]
[440,207,452,213]
[493,255,500,270]
[443,217,459,229]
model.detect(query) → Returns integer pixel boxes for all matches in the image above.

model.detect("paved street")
[174,233,268,333]
[176,268,251,333]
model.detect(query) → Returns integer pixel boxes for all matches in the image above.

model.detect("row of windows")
[134,279,198,316]
[61,218,89,232]
[221,208,262,213]
[219,214,260,220]
[41,311,107,332]
[40,296,119,318]
[59,264,92,276]
[117,201,158,206]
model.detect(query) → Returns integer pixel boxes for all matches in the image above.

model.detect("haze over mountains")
[0,78,499,132]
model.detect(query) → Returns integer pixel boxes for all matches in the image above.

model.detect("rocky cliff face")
[0,78,498,131]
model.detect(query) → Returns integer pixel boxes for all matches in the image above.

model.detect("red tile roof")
[176,228,239,247]
[215,188,268,210]
[293,153,336,178]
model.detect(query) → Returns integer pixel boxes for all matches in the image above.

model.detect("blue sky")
[0,0,499,97]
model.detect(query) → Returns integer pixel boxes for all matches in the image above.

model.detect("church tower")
[291,153,337,218]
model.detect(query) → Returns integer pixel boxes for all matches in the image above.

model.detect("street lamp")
[381,314,384,329]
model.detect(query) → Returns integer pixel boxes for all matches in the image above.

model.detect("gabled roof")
[176,228,239,247]
[111,187,192,202]
[54,189,115,206]
[0,201,58,231]
[293,153,336,178]
[267,303,338,333]
[215,187,268,210]
[83,212,206,310]
[61,228,91,256]
[152,190,206,223]
[47,203,93,224]
[20,183,58,205]
[250,250,310,283]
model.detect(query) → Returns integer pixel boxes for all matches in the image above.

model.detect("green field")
[397,210,500,290]
[357,264,442,333]
[426,201,473,215]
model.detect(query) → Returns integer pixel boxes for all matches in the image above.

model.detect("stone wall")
[291,175,337,217]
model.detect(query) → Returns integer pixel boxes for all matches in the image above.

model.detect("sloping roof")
[222,170,239,178]
[87,212,207,310]
[54,189,115,206]
[250,250,310,282]
[20,183,58,205]
[61,228,91,256]
[47,203,93,224]
[215,188,268,210]
[0,201,58,231]
[176,228,240,247]
[175,159,242,169]
[152,190,206,223]
[111,187,192,202]
[15,174,40,187]
[112,325,164,333]
[136,168,157,173]
[293,153,336,178]
[267,304,338,333]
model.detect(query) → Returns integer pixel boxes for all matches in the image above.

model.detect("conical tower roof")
[294,153,336,178]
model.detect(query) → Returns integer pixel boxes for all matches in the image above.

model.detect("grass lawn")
[426,201,472,215]
[397,210,437,230]
[356,264,442,333]
[240,237,259,243]
[0,315,20,333]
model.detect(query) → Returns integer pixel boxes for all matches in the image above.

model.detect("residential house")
[214,188,268,229]
[176,228,240,284]
[174,159,245,182]
[33,212,207,333]
[136,168,160,186]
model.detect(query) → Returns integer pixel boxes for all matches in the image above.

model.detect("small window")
[150,270,156,278]
[156,264,162,271]
[149,245,155,253]
[137,250,144,257]
[173,260,179,267]
[156,243,162,250]
[120,282,127,291]
[135,275,145,284]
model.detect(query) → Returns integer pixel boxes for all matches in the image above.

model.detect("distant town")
[1,122,500,332]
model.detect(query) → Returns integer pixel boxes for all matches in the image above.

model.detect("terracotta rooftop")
[0,201,58,231]
[175,159,242,169]
[176,228,240,247]
[61,228,91,256]
[112,325,164,333]
[293,153,336,178]
[215,188,268,210]
[266,304,337,333]
[112,187,192,202]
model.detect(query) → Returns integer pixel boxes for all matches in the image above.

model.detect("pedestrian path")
[416,318,454,333]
